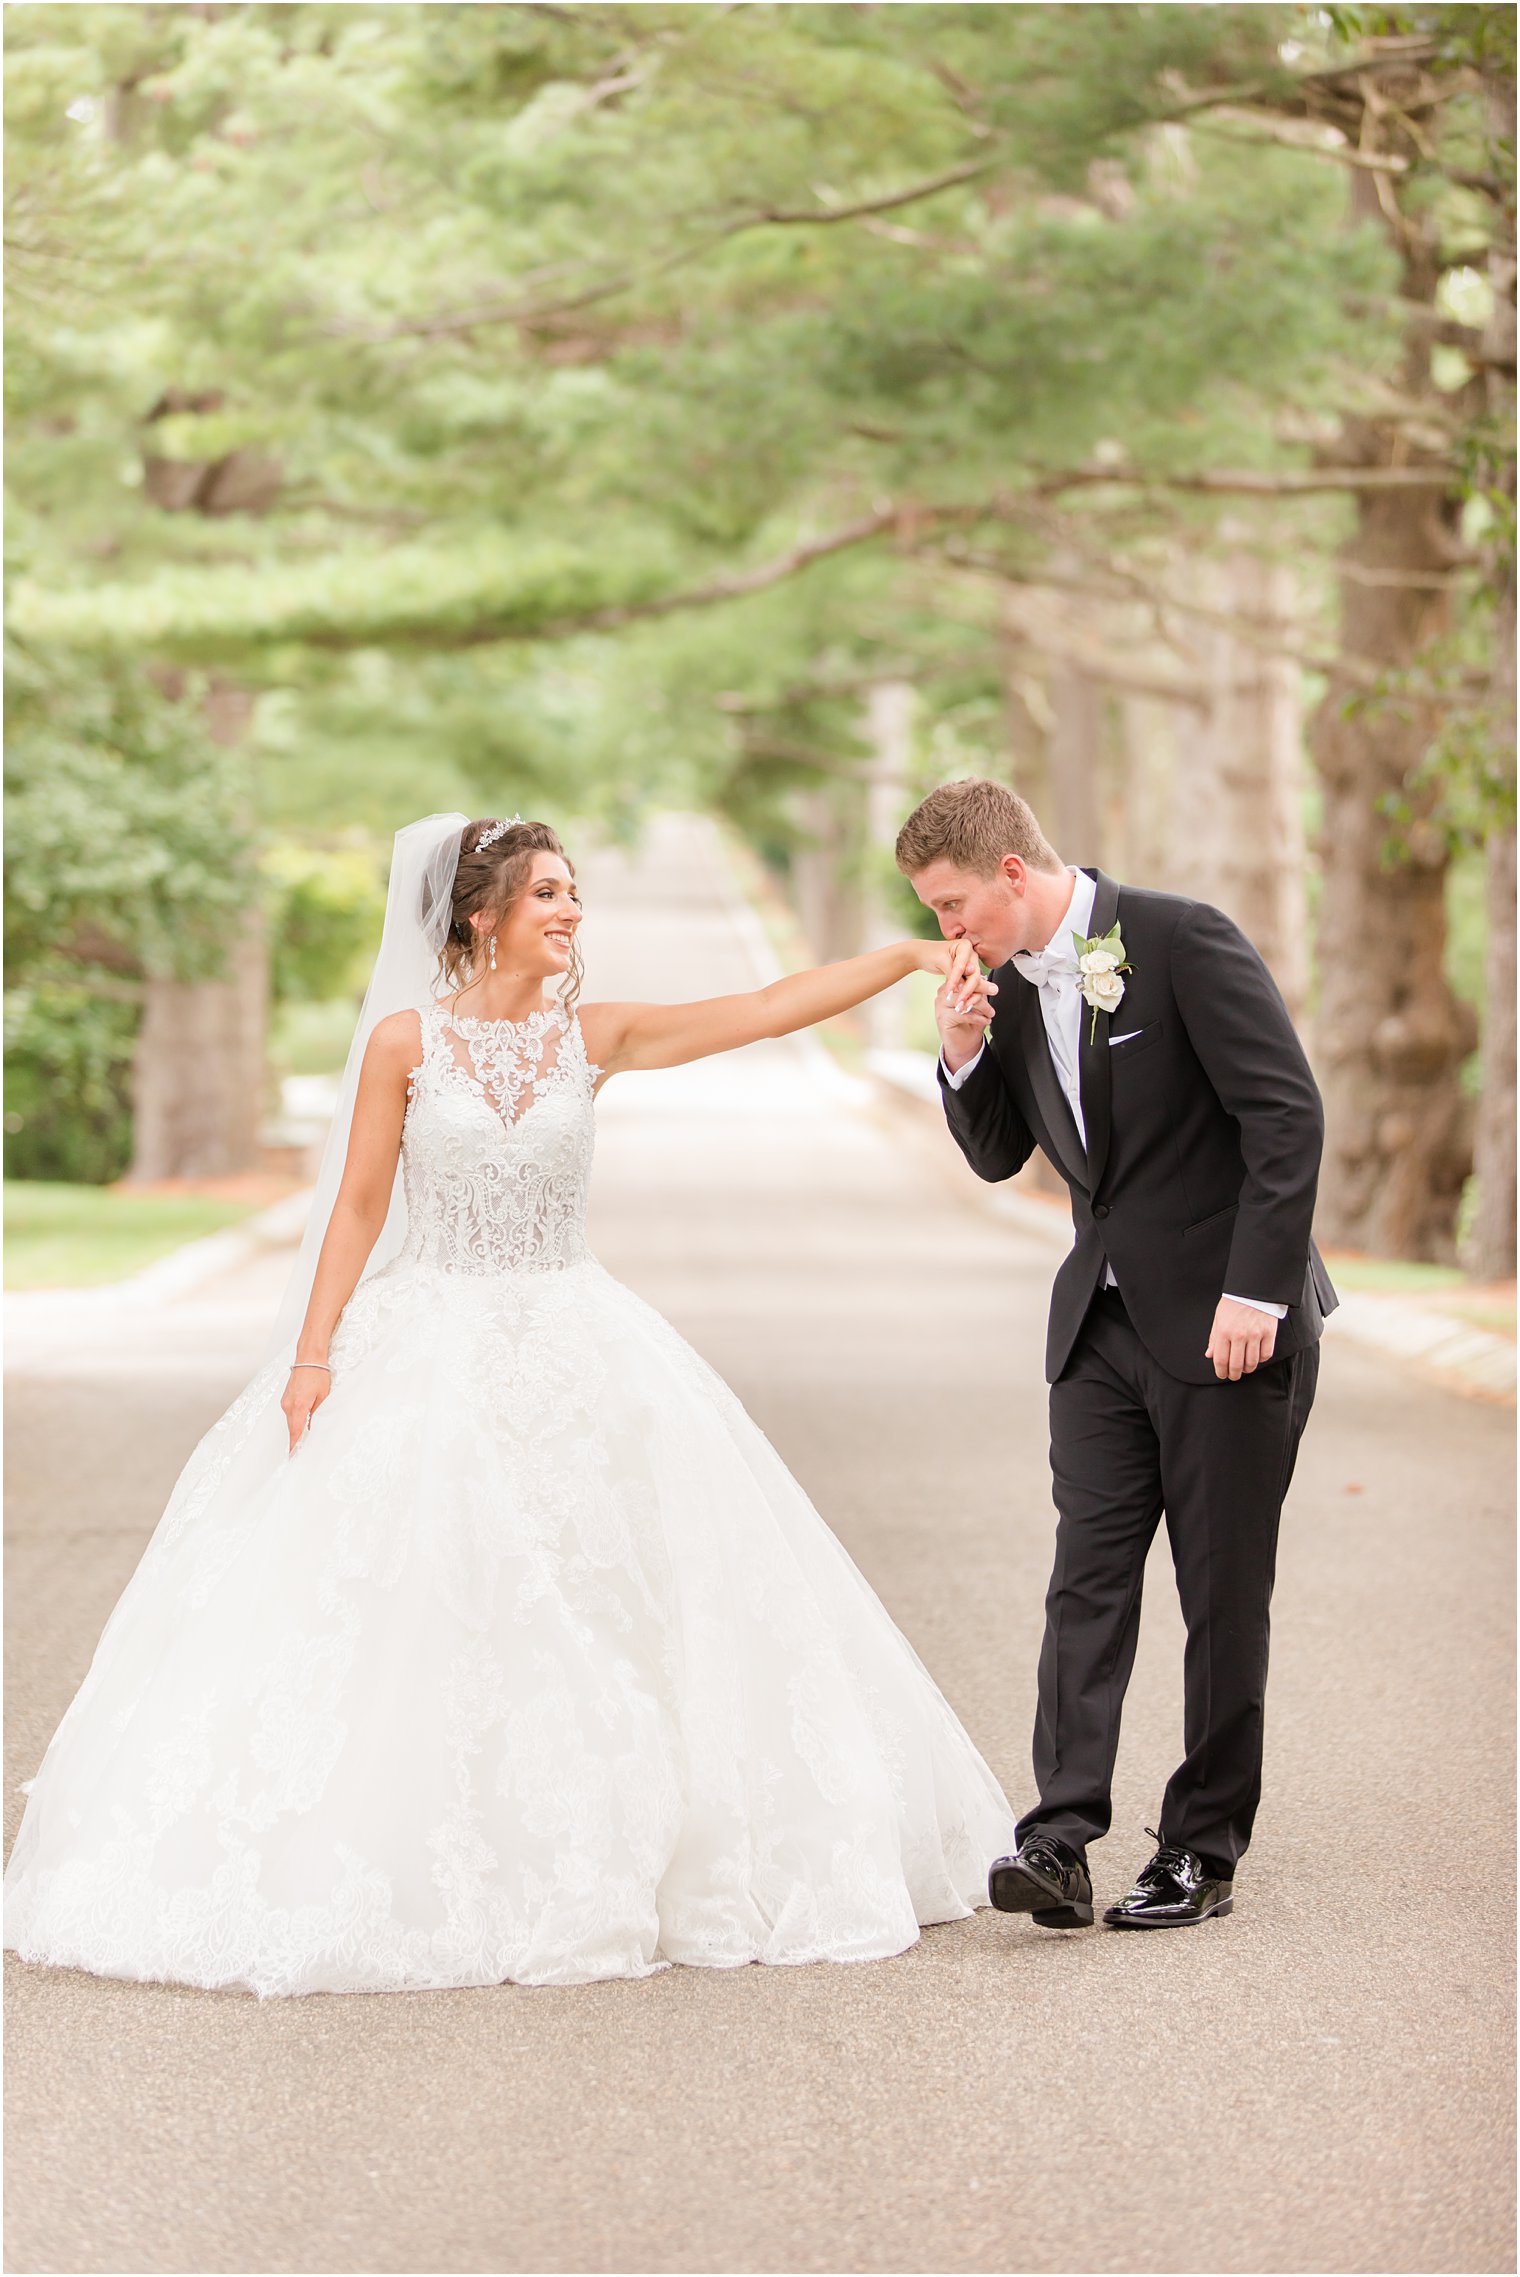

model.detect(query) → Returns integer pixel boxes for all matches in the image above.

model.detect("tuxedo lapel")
[1077,868,1121,1198]
[1009,961,1090,1190]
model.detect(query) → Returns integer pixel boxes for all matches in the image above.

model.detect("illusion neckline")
[436,1000,568,1031]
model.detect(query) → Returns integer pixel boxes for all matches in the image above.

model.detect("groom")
[898,778,1335,1931]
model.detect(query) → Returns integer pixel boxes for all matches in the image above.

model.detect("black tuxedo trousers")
[1020,1285,1319,1875]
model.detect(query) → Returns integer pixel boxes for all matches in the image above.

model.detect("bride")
[4,812,1016,1996]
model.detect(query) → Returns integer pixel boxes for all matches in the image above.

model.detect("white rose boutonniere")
[1072,925,1133,1043]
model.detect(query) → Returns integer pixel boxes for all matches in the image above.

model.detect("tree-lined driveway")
[5,817,1513,2275]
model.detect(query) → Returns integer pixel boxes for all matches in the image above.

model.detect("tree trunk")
[861,679,913,1052]
[1468,823,1517,1277]
[127,683,269,1182]
[1115,692,1174,892]
[1309,161,1476,1260]
[1465,85,1517,1283]
[1467,424,1517,1279]
[121,286,283,1183]
[998,596,1053,811]
[791,781,865,968]
[1309,455,1476,1259]
[128,936,269,1181]
[1169,550,1310,1023]
[1047,656,1104,866]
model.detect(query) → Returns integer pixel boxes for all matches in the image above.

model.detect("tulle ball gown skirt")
[4,1256,1016,1996]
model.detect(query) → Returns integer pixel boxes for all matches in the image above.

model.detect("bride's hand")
[914,937,991,1009]
[932,954,997,1069]
[281,1365,331,1456]
[917,938,997,1021]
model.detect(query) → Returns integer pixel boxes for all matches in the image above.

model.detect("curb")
[5,1188,314,1313]
[1324,1288,1516,1402]
[866,1049,1517,1406]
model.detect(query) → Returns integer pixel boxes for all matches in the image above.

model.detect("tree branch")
[1185,113,1411,174]
[751,155,1001,228]
[1394,304,1490,356]
[970,589,1215,708]
[1338,559,1478,588]
[533,507,908,635]
[143,464,1469,659]
[729,729,873,783]
[269,504,978,650]
[1028,462,1457,497]
[334,154,1001,344]
[926,536,1468,689]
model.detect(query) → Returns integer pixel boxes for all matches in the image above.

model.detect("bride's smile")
[450,852,584,1024]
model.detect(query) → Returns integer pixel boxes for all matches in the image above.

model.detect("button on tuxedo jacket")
[938,869,1339,1386]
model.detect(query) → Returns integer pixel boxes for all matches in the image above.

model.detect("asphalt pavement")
[4,815,1513,2275]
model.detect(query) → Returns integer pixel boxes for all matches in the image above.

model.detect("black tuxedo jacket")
[939,869,1338,1386]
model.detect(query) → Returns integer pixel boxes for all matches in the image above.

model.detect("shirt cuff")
[1224,1294,1289,1320]
[940,1043,986,1091]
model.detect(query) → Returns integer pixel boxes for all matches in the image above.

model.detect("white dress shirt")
[941,869,1286,1321]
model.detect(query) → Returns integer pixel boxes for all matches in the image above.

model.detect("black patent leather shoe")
[988,1834,1094,1929]
[1102,1829,1233,1929]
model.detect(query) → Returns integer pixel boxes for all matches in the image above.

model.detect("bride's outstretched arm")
[580,938,992,1076]
[280,1010,416,1453]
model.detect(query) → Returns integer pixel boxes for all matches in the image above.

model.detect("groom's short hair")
[895,777,1063,879]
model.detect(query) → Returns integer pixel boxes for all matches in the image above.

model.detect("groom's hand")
[935,955,997,1073]
[1205,1297,1278,1381]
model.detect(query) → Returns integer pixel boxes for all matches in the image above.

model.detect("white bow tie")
[1013,944,1078,990]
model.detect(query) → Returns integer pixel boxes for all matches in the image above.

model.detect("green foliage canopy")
[7,0,1400,852]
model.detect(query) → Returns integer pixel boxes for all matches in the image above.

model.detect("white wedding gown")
[4,1003,1016,1996]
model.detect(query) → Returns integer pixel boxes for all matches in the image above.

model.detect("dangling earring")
[487,932,498,971]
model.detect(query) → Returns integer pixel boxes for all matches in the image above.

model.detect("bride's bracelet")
[289,1361,331,1374]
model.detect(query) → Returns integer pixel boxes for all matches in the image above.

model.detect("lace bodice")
[395,1000,598,1275]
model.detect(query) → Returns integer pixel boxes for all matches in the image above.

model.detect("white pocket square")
[1108,1029,1143,1046]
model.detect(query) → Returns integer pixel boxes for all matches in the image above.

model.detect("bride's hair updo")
[436,818,583,1012]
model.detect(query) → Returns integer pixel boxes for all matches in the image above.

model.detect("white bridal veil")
[255,811,470,1370]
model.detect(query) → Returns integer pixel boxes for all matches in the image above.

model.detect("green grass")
[1323,1255,1466,1295]
[1322,1255,1514,1334]
[4,1182,262,1290]
[1442,1300,1517,1338]
[269,996,361,1079]
[903,969,943,1056]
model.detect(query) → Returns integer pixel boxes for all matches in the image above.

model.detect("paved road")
[5,816,1513,2276]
